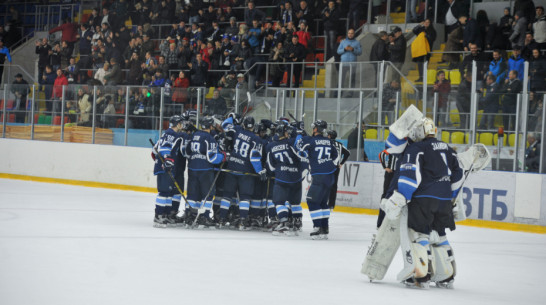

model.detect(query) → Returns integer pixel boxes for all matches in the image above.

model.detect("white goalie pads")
[361,217,401,281]
[389,105,425,140]
[380,191,407,220]
[457,143,491,172]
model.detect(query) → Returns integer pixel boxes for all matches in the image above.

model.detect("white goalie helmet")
[422,117,437,136]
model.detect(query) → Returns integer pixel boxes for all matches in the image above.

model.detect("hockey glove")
[163,157,175,170]
[381,190,407,220]
[221,151,228,163]
[258,169,267,181]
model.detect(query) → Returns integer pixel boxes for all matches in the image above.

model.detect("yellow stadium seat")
[493,133,508,146]
[464,132,471,144]
[449,70,461,85]
[205,87,215,99]
[441,131,450,143]
[478,132,493,146]
[384,129,390,140]
[427,69,437,85]
[508,133,520,147]
[450,109,460,125]
[366,129,378,140]
[451,131,465,144]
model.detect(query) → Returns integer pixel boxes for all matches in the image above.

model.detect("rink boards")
[0,138,545,231]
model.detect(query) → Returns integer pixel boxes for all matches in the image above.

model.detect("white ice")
[0,178,545,305]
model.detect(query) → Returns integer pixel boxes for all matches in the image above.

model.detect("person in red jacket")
[432,70,451,127]
[294,19,311,49]
[49,17,78,55]
[52,68,68,115]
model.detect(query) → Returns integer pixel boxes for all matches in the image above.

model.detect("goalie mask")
[422,117,437,137]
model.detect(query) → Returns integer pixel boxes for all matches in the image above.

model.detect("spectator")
[35,38,51,82]
[156,55,170,76]
[510,11,528,48]
[528,91,542,131]
[95,62,110,85]
[443,16,465,69]
[231,38,252,71]
[235,73,248,102]
[294,20,312,49]
[52,68,68,114]
[525,133,541,172]
[140,34,154,59]
[514,0,536,25]
[281,1,295,25]
[268,41,286,87]
[285,35,306,88]
[478,75,501,130]
[127,52,143,85]
[534,6,546,50]
[488,49,508,85]
[206,20,223,43]
[347,0,363,31]
[412,19,436,82]
[60,41,72,70]
[459,43,489,81]
[10,73,29,123]
[370,31,389,63]
[442,0,467,38]
[337,28,362,95]
[217,71,238,104]
[507,46,525,81]
[456,72,472,130]
[65,57,77,84]
[522,32,539,60]
[88,8,103,29]
[432,70,451,127]
[0,39,12,84]
[225,17,239,37]
[207,89,227,116]
[104,57,122,85]
[295,1,314,31]
[244,1,266,26]
[321,0,341,60]
[77,88,92,126]
[189,53,209,86]
[499,7,514,49]
[172,70,190,106]
[485,20,506,51]
[78,24,93,56]
[248,19,263,53]
[49,17,78,55]
[462,14,480,51]
[381,80,400,125]
[102,95,117,128]
[40,65,56,114]
[500,70,523,131]
[529,48,546,92]
[387,27,406,82]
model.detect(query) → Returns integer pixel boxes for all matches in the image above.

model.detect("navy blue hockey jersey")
[266,137,304,183]
[222,119,263,174]
[153,128,183,175]
[295,134,338,175]
[186,130,224,171]
[398,137,463,201]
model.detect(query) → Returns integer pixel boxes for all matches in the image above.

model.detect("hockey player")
[384,117,463,288]
[326,130,350,210]
[295,120,338,240]
[249,121,273,229]
[266,123,306,235]
[184,116,226,228]
[152,115,185,228]
[218,116,266,230]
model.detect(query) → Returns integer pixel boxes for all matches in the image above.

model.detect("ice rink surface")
[1,178,545,305]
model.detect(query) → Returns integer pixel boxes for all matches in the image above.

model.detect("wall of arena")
[1,138,545,231]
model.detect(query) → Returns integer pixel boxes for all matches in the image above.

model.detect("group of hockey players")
[362,105,490,290]
[151,110,347,240]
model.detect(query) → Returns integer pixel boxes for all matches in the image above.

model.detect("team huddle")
[151,111,349,240]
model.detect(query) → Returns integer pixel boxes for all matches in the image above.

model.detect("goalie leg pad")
[430,237,456,284]
[410,232,431,280]
[361,217,401,281]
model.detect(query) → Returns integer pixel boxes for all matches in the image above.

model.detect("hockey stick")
[149,139,189,206]
[192,161,226,227]
[216,168,276,180]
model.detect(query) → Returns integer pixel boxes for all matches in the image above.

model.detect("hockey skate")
[265,216,279,232]
[290,217,302,236]
[238,218,252,231]
[272,221,292,236]
[403,277,430,289]
[250,216,263,230]
[195,214,216,230]
[153,215,168,228]
[310,227,328,240]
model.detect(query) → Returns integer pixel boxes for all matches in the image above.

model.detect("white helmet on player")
[422,117,437,136]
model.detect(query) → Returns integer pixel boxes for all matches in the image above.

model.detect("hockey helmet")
[327,129,337,140]
[228,112,242,125]
[422,117,437,137]
[169,115,184,127]
[311,120,327,133]
[275,123,289,137]
[182,110,197,121]
[254,122,268,134]
[199,116,214,129]
[242,116,255,130]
